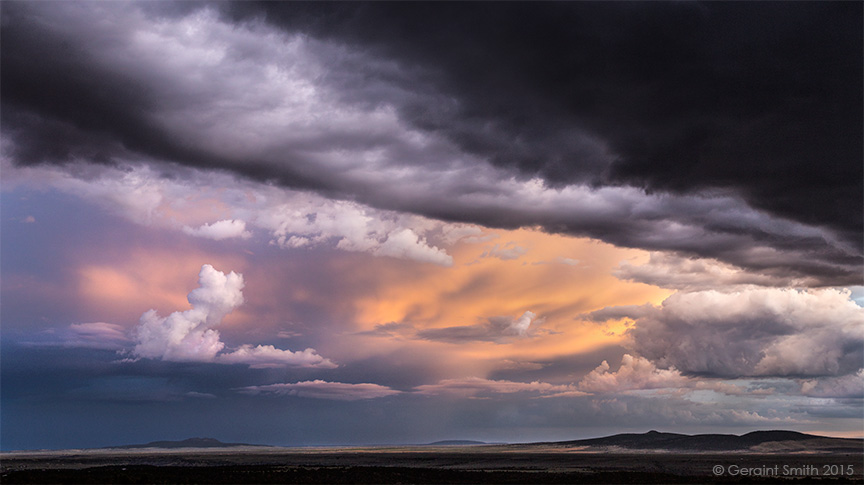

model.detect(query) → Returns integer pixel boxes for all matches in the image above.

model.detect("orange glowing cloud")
[329,228,672,367]
[74,223,671,379]
[77,247,248,328]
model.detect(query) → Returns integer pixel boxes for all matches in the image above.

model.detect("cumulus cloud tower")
[133,264,245,362]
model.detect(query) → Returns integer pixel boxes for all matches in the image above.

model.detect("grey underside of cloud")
[416,312,539,343]
[584,288,864,379]
[2,1,861,284]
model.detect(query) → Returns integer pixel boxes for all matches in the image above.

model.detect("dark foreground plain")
[2,446,862,484]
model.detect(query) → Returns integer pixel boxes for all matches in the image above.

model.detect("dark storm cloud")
[0,2,327,191]
[2,1,861,284]
[226,2,862,238]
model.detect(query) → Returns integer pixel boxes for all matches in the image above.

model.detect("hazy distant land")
[2,431,861,483]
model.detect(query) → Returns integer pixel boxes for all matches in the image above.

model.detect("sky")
[1,1,862,450]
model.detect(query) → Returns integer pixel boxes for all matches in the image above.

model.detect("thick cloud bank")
[2,1,860,284]
[587,288,864,378]
[415,377,584,398]
[133,265,334,367]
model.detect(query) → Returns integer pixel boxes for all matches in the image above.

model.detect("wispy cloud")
[415,377,585,398]
[416,311,544,343]
[22,322,132,350]
[239,380,400,401]
[481,242,528,261]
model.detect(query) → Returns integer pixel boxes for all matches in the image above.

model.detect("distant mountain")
[100,431,862,453]
[107,438,269,449]
[541,430,863,453]
[424,440,487,446]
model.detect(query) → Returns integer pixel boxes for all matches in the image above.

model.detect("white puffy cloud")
[576,354,752,396]
[414,377,585,398]
[258,197,453,266]
[133,264,244,361]
[240,380,400,401]
[132,264,334,368]
[588,288,864,377]
[578,354,688,393]
[373,228,452,266]
[218,344,336,369]
[182,219,251,240]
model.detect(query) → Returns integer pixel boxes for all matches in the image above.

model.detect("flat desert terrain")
[2,445,862,484]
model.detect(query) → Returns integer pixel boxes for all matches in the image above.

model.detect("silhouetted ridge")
[108,438,267,449]
[554,430,860,452]
[564,431,689,448]
[740,430,810,443]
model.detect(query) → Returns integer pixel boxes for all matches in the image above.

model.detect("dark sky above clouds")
[1,1,862,449]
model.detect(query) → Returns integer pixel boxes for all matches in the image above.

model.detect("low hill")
[100,431,862,453]
[107,438,268,449]
[538,430,862,453]
[424,440,487,446]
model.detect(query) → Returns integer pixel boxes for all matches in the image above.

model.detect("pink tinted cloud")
[219,344,336,369]
[131,264,335,368]
[240,380,400,400]
[414,377,585,398]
